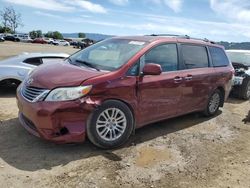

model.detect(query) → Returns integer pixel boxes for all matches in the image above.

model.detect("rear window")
[182,45,209,69]
[24,57,65,66]
[23,57,42,66]
[209,47,229,67]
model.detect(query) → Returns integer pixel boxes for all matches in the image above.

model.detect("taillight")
[230,68,235,79]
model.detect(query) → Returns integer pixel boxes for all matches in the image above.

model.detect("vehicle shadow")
[0,86,17,98]
[0,111,221,172]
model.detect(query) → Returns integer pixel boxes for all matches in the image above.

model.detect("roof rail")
[148,34,216,44]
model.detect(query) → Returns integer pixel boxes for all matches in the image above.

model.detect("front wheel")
[203,89,222,117]
[87,100,134,149]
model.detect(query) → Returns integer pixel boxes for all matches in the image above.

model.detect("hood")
[27,62,106,89]
[232,62,249,69]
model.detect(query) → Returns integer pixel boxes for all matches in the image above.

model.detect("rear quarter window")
[209,47,229,67]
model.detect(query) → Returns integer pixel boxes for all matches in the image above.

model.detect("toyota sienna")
[17,35,234,148]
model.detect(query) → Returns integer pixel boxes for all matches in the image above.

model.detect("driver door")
[137,43,182,126]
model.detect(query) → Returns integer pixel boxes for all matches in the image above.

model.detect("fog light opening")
[60,127,69,135]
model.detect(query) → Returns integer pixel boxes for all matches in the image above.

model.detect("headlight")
[45,85,92,102]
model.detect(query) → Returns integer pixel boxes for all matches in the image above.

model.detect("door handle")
[174,76,183,83]
[185,75,193,81]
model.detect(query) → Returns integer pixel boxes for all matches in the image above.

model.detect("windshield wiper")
[75,59,100,71]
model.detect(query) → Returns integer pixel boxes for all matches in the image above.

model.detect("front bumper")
[17,90,95,144]
[232,76,244,86]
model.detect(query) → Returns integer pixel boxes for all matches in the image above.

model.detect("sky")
[1,0,250,42]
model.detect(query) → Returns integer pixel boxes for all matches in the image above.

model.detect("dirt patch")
[135,146,172,167]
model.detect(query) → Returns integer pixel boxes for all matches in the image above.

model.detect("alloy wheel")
[96,108,127,141]
[208,93,220,114]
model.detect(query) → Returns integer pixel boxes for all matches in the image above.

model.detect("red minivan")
[17,35,234,148]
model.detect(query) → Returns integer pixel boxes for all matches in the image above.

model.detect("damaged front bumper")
[17,91,100,144]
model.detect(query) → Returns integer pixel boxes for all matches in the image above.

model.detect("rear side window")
[209,47,229,67]
[182,45,209,69]
[23,57,42,66]
[144,44,178,72]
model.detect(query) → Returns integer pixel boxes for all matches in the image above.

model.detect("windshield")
[68,38,147,71]
[227,51,250,66]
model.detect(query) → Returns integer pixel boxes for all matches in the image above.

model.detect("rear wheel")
[87,100,134,149]
[239,77,250,100]
[203,89,222,117]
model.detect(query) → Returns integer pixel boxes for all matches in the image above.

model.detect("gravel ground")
[0,42,249,188]
[0,41,78,60]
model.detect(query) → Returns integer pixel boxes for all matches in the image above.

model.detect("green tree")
[29,30,42,39]
[0,25,12,33]
[44,31,52,38]
[44,31,63,39]
[0,6,22,33]
[78,32,86,38]
[53,31,63,39]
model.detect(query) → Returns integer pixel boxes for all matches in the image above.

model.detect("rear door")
[209,46,233,98]
[178,44,215,114]
[137,43,182,125]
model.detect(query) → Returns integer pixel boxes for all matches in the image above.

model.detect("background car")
[53,40,70,46]
[0,52,69,88]
[13,34,32,43]
[70,41,78,46]
[0,36,4,42]
[226,50,250,99]
[44,38,54,44]
[32,38,48,44]
[19,36,33,43]
[75,38,94,49]
[4,35,20,42]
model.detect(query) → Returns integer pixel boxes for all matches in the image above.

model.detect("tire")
[239,77,250,100]
[203,89,222,117]
[87,100,134,149]
[0,79,21,88]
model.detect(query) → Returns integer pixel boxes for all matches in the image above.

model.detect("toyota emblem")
[26,78,34,85]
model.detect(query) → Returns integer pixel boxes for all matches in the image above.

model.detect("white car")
[0,34,4,42]
[44,38,54,44]
[0,53,69,87]
[53,40,70,46]
[226,50,250,99]
[14,34,33,43]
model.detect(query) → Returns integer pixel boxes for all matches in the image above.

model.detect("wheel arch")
[0,77,22,86]
[100,98,136,131]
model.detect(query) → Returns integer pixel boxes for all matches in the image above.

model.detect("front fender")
[0,66,31,82]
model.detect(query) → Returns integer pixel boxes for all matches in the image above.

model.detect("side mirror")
[142,63,162,75]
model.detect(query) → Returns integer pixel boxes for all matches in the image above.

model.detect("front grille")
[21,85,49,102]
